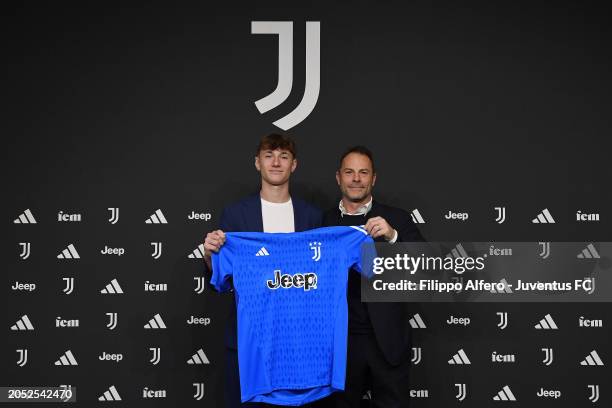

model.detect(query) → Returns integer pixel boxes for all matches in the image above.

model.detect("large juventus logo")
[251,21,320,130]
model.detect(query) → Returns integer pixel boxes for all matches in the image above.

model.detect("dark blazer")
[323,200,425,365]
[215,193,322,349]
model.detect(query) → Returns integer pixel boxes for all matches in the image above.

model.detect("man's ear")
[290,158,297,173]
[335,171,341,186]
[372,173,377,186]
[254,156,261,171]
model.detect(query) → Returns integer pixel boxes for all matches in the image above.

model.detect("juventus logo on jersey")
[309,242,322,261]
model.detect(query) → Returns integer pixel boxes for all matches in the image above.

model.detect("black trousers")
[330,333,411,408]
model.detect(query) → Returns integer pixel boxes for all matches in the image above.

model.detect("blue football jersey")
[211,225,374,405]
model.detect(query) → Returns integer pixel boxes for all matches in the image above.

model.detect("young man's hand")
[203,230,226,267]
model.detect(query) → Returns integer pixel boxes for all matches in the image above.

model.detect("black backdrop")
[2,2,611,407]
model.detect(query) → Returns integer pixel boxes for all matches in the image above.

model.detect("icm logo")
[142,387,166,399]
[56,317,79,328]
[579,316,603,328]
[57,211,81,222]
[409,389,428,398]
[491,351,515,363]
[487,245,512,257]
[144,281,167,292]
[576,210,599,222]
[251,21,320,130]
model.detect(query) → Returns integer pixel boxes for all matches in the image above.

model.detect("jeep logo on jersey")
[267,269,317,291]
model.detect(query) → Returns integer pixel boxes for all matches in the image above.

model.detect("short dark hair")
[256,133,297,158]
[339,145,375,173]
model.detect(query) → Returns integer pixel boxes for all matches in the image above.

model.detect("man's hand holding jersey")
[203,229,226,269]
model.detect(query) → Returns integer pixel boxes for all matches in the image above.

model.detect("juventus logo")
[62,278,74,295]
[59,385,74,403]
[16,349,28,367]
[151,242,162,259]
[309,242,322,262]
[583,277,595,295]
[149,347,161,365]
[106,312,118,330]
[194,277,205,294]
[19,242,31,260]
[494,206,506,224]
[108,207,119,224]
[588,385,599,403]
[496,312,508,330]
[455,383,466,401]
[541,348,554,366]
[251,21,320,130]
[539,242,550,259]
[193,383,205,400]
[411,347,422,365]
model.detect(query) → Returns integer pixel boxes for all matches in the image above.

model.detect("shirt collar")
[339,197,373,217]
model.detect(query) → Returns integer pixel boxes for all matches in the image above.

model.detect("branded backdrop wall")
[3,2,612,407]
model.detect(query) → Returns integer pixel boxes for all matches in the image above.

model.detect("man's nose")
[272,156,281,166]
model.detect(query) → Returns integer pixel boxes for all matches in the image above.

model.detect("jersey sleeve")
[344,226,375,275]
[210,236,234,292]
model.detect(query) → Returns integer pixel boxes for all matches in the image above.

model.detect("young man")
[323,146,424,408]
[203,134,322,408]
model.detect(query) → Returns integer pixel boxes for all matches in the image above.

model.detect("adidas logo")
[98,385,122,401]
[448,349,471,365]
[535,314,558,330]
[256,247,270,256]
[490,278,513,294]
[57,244,80,259]
[411,209,426,224]
[144,313,167,329]
[101,279,124,294]
[145,209,168,224]
[532,208,555,224]
[446,243,469,259]
[11,314,34,331]
[14,209,37,224]
[493,385,516,401]
[409,313,426,329]
[580,350,604,366]
[54,350,78,366]
[187,348,210,365]
[188,244,205,259]
[577,243,600,259]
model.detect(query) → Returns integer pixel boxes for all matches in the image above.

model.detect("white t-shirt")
[261,198,295,233]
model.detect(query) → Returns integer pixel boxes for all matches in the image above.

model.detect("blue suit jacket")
[216,193,322,348]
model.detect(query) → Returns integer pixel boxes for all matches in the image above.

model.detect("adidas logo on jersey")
[256,247,270,256]
[267,269,317,291]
